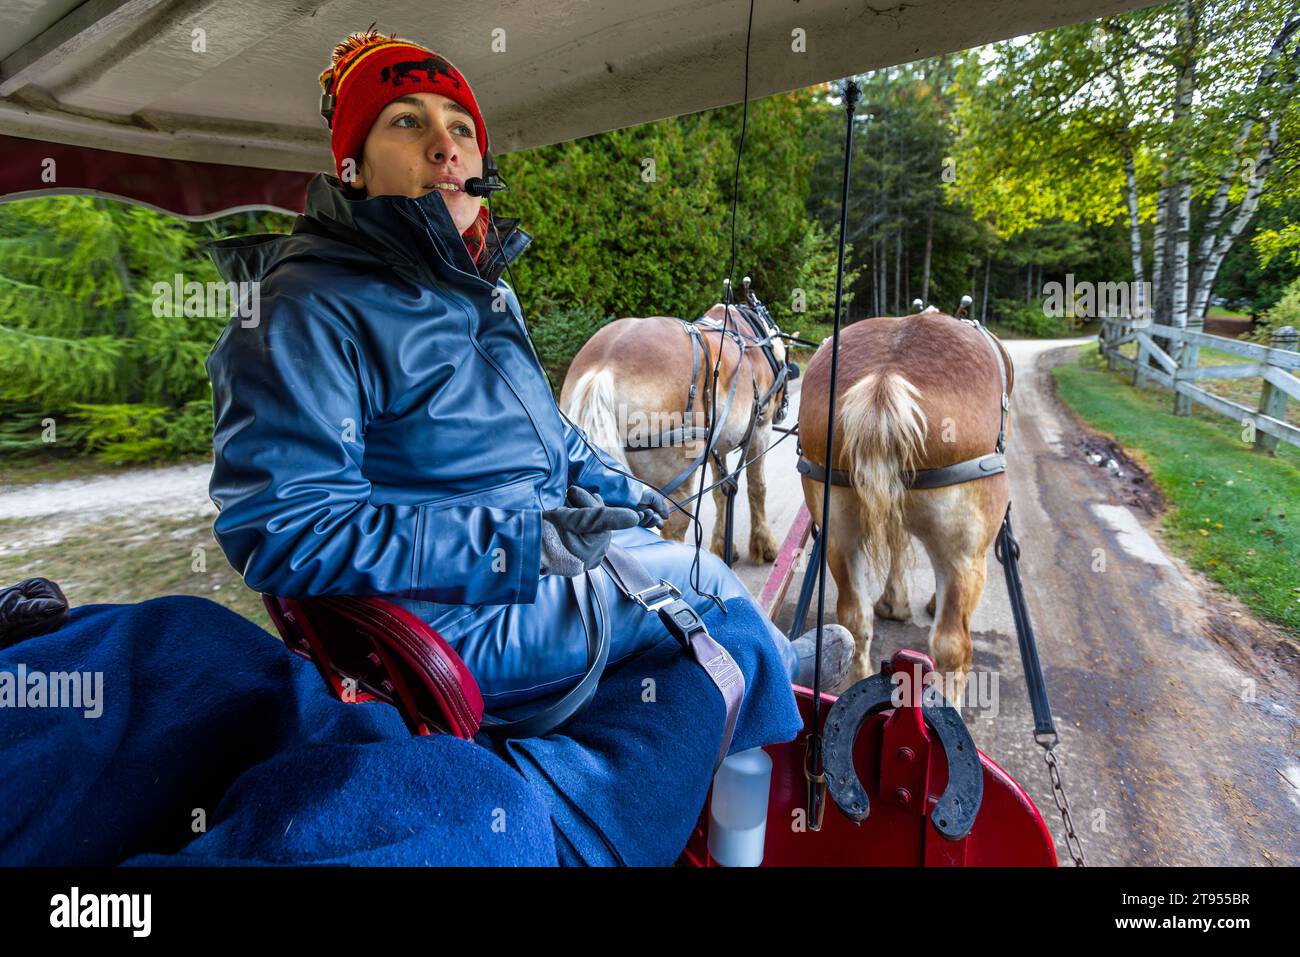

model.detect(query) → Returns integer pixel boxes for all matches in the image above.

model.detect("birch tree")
[952,0,1299,343]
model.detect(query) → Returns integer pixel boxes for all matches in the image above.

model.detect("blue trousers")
[389,526,799,711]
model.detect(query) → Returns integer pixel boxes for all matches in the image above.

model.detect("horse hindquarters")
[807,371,928,687]
[839,371,927,583]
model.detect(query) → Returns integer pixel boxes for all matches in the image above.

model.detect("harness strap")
[796,452,1007,489]
[656,324,745,496]
[602,543,746,772]
[682,321,702,423]
[968,320,1009,455]
[479,569,609,740]
[994,504,1054,739]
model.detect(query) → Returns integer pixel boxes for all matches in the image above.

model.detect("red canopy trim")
[0,134,314,220]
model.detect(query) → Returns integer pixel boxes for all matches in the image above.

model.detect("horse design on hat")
[381,55,462,88]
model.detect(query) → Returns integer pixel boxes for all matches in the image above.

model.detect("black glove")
[634,487,670,529]
[0,578,70,649]
[541,486,640,576]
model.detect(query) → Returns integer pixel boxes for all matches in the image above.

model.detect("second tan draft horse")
[561,281,798,564]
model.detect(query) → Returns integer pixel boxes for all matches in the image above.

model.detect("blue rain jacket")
[205,174,795,709]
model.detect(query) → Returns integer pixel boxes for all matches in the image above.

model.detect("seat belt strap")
[601,543,745,771]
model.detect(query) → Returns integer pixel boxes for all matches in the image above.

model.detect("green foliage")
[491,89,836,324]
[58,399,214,464]
[989,298,1073,337]
[807,62,966,314]
[524,303,610,396]
[64,403,171,463]
[1220,198,1300,311]
[1253,275,1300,341]
[0,197,286,463]
[950,0,1300,315]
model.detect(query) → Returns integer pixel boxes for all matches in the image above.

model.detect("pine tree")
[0,197,289,462]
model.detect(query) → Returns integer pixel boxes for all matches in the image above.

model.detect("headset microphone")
[464,176,506,197]
[465,149,507,197]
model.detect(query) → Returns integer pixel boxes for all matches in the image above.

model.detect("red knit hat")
[318,28,489,184]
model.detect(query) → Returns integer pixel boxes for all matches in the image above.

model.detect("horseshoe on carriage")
[822,664,984,841]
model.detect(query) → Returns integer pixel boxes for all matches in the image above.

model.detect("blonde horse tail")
[839,372,928,579]
[564,369,629,468]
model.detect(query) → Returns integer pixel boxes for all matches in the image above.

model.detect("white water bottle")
[707,747,773,866]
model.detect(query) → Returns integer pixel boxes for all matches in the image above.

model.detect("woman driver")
[205,28,852,731]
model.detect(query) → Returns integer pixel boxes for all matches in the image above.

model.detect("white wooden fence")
[1098,319,1300,453]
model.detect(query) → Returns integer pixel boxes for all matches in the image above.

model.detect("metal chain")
[1039,737,1087,866]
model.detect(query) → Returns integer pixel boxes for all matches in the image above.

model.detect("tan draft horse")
[798,311,1014,701]
[561,296,792,563]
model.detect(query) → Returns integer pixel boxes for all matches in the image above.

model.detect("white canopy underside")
[1,0,1147,171]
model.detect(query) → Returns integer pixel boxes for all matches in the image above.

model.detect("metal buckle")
[630,579,681,613]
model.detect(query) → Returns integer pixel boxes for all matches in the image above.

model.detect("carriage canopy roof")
[0,0,1146,216]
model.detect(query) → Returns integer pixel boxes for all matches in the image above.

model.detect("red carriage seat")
[261,594,483,739]
[263,595,1059,866]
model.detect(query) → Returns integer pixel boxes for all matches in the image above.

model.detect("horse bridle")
[694,287,797,426]
[795,317,1009,491]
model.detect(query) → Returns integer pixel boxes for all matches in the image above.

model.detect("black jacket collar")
[208,173,531,290]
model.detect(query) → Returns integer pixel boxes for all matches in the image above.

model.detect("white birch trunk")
[1187,14,1297,325]
[1122,140,1146,320]
[1172,180,1191,330]
[1152,184,1168,317]
[1189,121,1279,324]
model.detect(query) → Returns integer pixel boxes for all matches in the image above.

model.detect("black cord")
[685,0,756,605]
[489,200,709,537]
[486,0,758,610]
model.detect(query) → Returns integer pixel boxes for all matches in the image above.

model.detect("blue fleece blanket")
[0,594,800,866]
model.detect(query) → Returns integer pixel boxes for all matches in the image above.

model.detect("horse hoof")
[750,540,778,564]
[873,597,911,622]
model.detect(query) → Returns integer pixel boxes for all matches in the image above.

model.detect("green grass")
[1053,346,1300,635]
[0,514,273,632]
[0,452,213,487]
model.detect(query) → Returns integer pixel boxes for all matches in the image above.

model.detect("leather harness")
[630,298,794,496]
[796,319,1010,491]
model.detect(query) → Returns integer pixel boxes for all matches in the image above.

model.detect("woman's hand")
[634,488,670,529]
[540,486,640,576]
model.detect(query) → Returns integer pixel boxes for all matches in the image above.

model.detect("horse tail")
[839,371,928,578]
[564,368,629,468]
